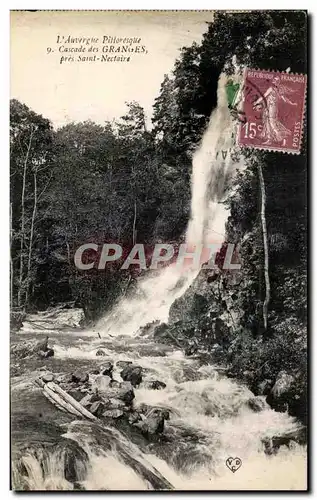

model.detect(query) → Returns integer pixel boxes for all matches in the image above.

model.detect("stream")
[11,316,306,491]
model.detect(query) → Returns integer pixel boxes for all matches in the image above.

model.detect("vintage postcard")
[10,10,308,491]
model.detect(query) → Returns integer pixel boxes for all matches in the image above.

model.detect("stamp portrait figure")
[253,76,297,146]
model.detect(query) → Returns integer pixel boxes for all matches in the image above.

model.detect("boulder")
[79,387,89,394]
[12,337,55,360]
[33,337,49,353]
[117,382,135,405]
[266,371,295,413]
[247,396,267,412]
[63,373,74,384]
[185,345,198,356]
[41,348,54,359]
[11,339,47,360]
[103,409,124,419]
[139,405,169,421]
[149,380,166,390]
[116,360,133,369]
[147,413,165,435]
[153,322,169,339]
[90,368,100,375]
[263,427,306,455]
[92,375,111,393]
[160,409,170,421]
[73,483,85,491]
[68,389,85,402]
[90,401,105,417]
[100,361,113,377]
[10,310,26,332]
[272,371,295,398]
[96,349,106,356]
[108,398,126,410]
[120,365,142,387]
[72,371,89,384]
[41,372,54,383]
[128,412,142,425]
[135,411,165,437]
[110,380,121,389]
[79,393,101,408]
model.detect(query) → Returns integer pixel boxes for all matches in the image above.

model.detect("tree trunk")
[10,202,13,306]
[257,163,270,330]
[132,200,137,244]
[24,169,37,309]
[17,128,34,308]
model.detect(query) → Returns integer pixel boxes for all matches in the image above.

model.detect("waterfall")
[98,71,243,336]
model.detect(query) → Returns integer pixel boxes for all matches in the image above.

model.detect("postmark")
[237,69,307,154]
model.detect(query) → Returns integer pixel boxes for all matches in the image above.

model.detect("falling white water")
[186,72,237,246]
[98,71,243,337]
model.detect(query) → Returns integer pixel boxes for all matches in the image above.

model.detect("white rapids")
[12,328,307,490]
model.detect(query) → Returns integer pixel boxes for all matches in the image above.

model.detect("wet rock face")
[120,365,142,387]
[60,439,89,484]
[14,439,89,489]
[153,323,169,339]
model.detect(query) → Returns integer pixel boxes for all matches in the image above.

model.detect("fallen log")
[35,379,97,421]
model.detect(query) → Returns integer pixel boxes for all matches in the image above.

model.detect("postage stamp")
[237,69,307,154]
